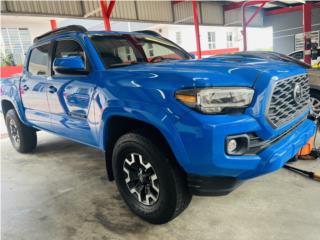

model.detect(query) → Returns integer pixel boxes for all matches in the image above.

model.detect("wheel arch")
[102,114,188,181]
[1,99,15,118]
[310,87,320,96]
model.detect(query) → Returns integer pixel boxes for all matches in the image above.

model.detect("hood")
[106,56,306,91]
[100,56,307,110]
[99,56,307,113]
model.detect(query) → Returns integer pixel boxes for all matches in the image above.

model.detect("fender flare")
[1,94,30,127]
[98,106,191,168]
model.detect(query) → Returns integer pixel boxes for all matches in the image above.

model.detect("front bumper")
[188,175,242,196]
[176,111,316,185]
[239,118,316,179]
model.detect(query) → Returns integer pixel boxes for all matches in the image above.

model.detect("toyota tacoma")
[1,26,316,224]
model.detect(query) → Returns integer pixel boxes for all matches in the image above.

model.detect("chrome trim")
[265,74,310,128]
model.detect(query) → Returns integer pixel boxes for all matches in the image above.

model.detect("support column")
[100,0,111,31]
[242,15,247,51]
[192,0,201,59]
[303,2,312,64]
[242,1,266,51]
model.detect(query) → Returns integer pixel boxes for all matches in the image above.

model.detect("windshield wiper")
[150,57,179,64]
[109,62,140,68]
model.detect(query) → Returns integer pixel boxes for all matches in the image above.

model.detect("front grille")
[266,74,310,128]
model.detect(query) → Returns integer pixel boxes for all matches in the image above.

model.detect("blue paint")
[1,31,316,183]
[53,56,86,72]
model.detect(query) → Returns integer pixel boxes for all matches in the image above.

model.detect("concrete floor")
[1,127,320,240]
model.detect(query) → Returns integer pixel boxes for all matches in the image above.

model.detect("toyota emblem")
[293,84,302,104]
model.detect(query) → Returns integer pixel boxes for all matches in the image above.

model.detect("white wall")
[1,16,62,65]
[1,15,54,41]
[149,24,240,52]
[0,15,273,65]
[149,24,273,53]
[246,27,273,51]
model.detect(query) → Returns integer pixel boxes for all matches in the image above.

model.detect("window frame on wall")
[226,32,233,48]
[0,27,32,66]
[207,32,216,50]
[175,32,182,45]
[294,31,320,51]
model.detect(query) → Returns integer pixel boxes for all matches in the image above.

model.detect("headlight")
[175,87,254,114]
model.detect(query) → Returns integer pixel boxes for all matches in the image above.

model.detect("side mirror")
[189,53,196,59]
[53,56,87,75]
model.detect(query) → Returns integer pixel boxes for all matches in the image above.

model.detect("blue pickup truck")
[1,25,316,224]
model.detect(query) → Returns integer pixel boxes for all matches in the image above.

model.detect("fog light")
[227,139,237,153]
[226,135,249,155]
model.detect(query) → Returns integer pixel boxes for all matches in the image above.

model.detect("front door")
[21,43,51,130]
[46,39,98,146]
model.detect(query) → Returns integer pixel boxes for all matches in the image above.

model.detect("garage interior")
[1,1,320,240]
[2,130,320,240]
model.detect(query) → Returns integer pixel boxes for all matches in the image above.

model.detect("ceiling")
[0,0,311,26]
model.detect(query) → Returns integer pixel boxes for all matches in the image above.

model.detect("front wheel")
[112,131,191,224]
[5,109,37,153]
[310,90,320,116]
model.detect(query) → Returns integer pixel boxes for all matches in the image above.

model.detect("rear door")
[47,38,98,146]
[21,43,51,129]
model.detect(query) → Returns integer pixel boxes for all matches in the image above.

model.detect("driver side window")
[53,40,86,75]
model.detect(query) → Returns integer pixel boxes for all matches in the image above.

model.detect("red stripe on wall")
[191,48,239,56]
[0,66,23,78]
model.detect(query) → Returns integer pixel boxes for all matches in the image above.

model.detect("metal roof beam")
[270,1,290,8]
[2,0,8,12]
[84,8,100,18]
[265,2,320,16]
[223,1,268,11]
[172,0,187,4]
[0,0,222,26]
[79,0,86,17]
[106,0,116,17]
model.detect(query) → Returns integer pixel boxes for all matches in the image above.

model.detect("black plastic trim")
[246,116,307,155]
[34,25,87,43]
[225,134,250,156]
[187,175,242,196]
[134,30,162,37]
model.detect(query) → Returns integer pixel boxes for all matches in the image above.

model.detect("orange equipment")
[297,136,315,156]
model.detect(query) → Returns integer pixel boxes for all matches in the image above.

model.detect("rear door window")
[28,43,51,76]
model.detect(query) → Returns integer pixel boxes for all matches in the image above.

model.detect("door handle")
[48,86,57,94]
[22,85,29,91]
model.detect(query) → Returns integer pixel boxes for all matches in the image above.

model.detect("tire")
[310,90,320,150]
[112,130,191,224]
[310,90,320,116]
[5,109,37,153]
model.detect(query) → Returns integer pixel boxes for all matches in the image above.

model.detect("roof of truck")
[34,25,161,43]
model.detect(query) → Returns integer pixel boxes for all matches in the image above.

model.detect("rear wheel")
[112,131,191,224]
[5,109,37,153]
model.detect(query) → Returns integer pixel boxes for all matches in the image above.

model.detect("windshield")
[90,34,191,68]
